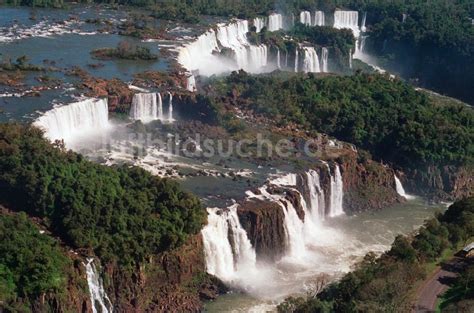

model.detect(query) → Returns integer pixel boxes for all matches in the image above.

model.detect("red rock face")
[237,199,287,261]
[103,234,225,313]
[406,165,474,201]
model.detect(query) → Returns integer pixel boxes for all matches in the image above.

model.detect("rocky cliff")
[104,234,225,313]
[406,165,474,202]
[237,199,287,261]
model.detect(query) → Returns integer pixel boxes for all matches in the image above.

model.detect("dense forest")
[278,196,474,312]
[0,213,70,310]
[0,124,206,266]
[212,71,473,172]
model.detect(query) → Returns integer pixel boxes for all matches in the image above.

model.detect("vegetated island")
[91,41,159,61]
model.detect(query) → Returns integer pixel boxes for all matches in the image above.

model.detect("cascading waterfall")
[129,93,158,123]
[85,259,113,313]
[285,50,288,68]
[279,200,306,259]
[349,48,353,68]
[201,205,257,282]
[329,165,344,217]
[209,165,345,270]
[294,48,299,72]
[302,47,320,73]
[267,13,283,32]
[178,19,272,77]
[167,92,173,122]
[394,175,414,200]
[254,17,266,33]
[314,11,325,26]
[306,170,326,221]
[157,93,163,120]
[33,98,109,144]
[248,44,268,71]
[300,11,312,25]
[361,12,367,32]
[177,30,221,76]
[333,10,360,38]
[321,47,328,72]
[276,48,281,68]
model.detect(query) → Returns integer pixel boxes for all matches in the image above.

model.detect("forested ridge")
[212,71,473,172]
[0,124,206,266]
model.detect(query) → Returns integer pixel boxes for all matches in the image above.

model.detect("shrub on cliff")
[0,123,206,266]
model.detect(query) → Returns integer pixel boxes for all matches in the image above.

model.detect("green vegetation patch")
[92,41,159,61]
[0,212,69,306]
[0,124,206,266]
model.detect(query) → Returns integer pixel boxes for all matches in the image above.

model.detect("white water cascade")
[268,13,284,32]
[361,11,367,32]
[306,170,326,221]
[201,205,257,282]
[321,47,329,72]
[294,48,299,72]
[302,47,320,73]
[34,98,109,145]
[85,259,113,313]
[349,48,353,68]
[300,11,312,25]
[314,11,325,26]
[329,165,344,217]
[276,48,281,69]
[130,93,158,123]
[333,10,360,38]
[178,20,272,77]
[279,199,306,259]
[254,17,266,33]
[300,11,325,26]
[168,92,173,122]
[394,175,414,200]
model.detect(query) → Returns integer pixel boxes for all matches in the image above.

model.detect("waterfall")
[402,13,407,23]
[300,11,312,25]
[279,200,306,260]
[314,11,325,26]
[361,12,367,32]
[267,13,283,32]
[85,259,112,313]
[349,48,353,68]
[201,205,257,282]
[178,19,271,76]
[394,175,414,199]
[294,48,299,72]
[276,48,281,69]
[329,165,344,217]
[248,44,268,71]
[321,47,328,72]
[186,74,196,92]
[167,92,173,122]
[177,30,221,76]
[285,50,288,68]
[302,47,320,73]
[34,98,109,144]
[333,10,360,38]
[254,17,266,33]
[306,170,326,221]
[129,93,158,123]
